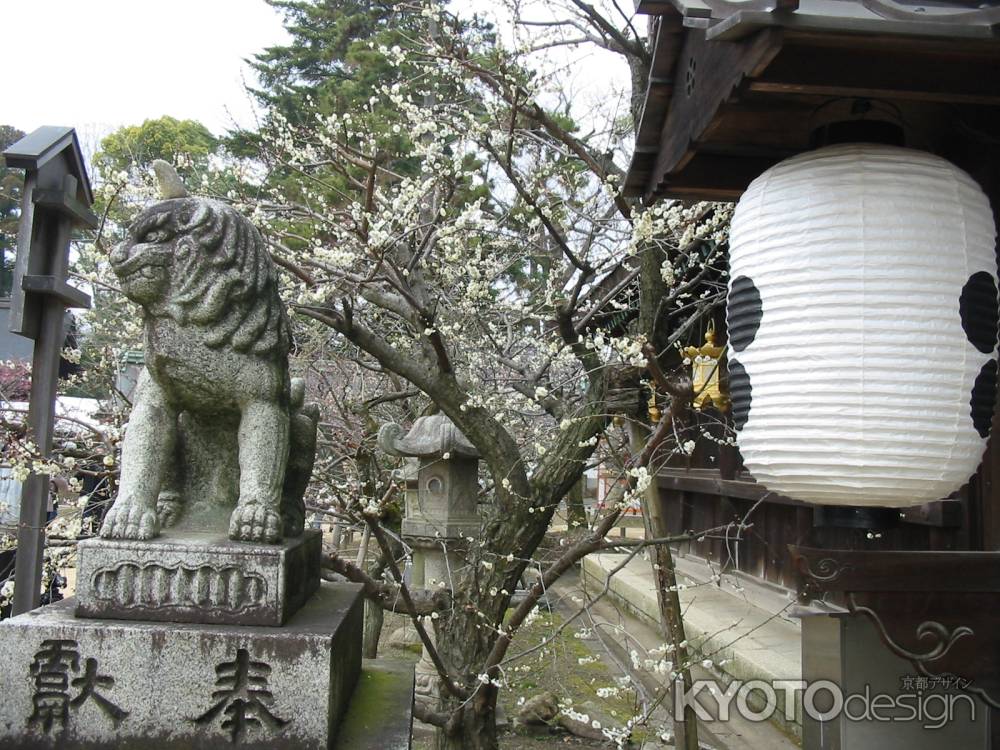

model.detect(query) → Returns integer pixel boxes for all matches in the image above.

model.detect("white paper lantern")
[727,144,999,507]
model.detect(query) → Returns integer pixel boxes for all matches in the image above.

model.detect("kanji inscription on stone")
[28,639,128,732]
[70,657,130,726]
[28,639,78,732]
[193,648,290,742]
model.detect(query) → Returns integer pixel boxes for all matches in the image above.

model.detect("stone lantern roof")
[377,414,480,460]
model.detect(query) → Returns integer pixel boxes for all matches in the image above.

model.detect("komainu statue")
[100,161,317,543]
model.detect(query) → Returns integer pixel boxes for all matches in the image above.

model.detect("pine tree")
[249,1,441,125]
[0,125,26,297]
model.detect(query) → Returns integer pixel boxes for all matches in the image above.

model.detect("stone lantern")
[378,414,481,706]
[379,414,481,552]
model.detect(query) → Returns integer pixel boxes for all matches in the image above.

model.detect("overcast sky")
[4,0,633,158]
[4,0,289,148]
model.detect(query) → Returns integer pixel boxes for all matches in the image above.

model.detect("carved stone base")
[413,649,441,709]
[74,530,321,626]
[0,583,363,749]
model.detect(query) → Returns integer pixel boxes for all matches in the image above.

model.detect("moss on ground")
[497,610,646,746]
[389,609,647,749]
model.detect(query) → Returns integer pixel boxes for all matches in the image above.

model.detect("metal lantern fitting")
[647,392,662,423]
[727,144,999,508]
[683,321,728,410]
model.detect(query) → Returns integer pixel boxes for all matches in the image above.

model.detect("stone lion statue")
[100,162,318,543]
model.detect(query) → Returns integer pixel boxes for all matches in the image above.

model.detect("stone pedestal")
[74,530,322,627]
[0,583,363,749]
[412,617,442,708]
[412,547,462,709]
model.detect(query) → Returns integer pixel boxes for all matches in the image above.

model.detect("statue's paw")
[229,504,281,543]
[100,501,160,540]
[156,493,184,528]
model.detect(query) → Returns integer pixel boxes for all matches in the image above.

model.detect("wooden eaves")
[624,0,1000,204]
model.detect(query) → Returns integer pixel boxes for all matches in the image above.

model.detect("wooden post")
[3,127,95,615]
[14,177,71,617]
[628,422,700,750]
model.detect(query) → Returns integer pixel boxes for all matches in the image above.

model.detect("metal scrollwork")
[807,557,853,583]
[848,594,999,709]
[794,555,854,603]
[848,594,973,664]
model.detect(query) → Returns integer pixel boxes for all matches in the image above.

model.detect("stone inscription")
[28,639,128,732]
[92,563,267,612]
[193,648,289,742]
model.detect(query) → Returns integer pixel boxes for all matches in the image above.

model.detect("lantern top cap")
[2,126,93,205]
[684,321,725,359]
[378,414,480,460]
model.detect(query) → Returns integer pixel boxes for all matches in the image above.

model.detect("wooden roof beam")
[645,27,785,200]
[750,39,1000,105]
[648,152,781,202]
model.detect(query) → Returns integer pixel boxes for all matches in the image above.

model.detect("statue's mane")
[145,198,291,358]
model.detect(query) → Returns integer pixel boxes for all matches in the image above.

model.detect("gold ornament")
[647,392,662,423]
[683,320,728,410]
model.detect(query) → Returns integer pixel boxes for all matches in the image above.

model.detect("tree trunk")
[651,535,700,750]
[362,597,384,658]
[432,590,503,750]
[436,699,499,750]
[363,553,390,659]
[629,424,700,750]
[566,477,586,528]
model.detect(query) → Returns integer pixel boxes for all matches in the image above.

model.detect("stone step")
[335,660,415,749]
[582,552,803,740]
